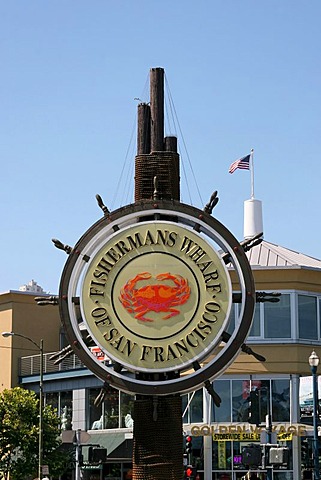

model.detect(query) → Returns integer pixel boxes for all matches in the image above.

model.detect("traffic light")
[269,446,289,467]
[241,444,262,467]
[185,465,197,479]
[185,435,193,454]
[301,440,311,467]
[248,390,260,425]
[93,447,107,463]
[88,446,107,463]
[302,470,313,480]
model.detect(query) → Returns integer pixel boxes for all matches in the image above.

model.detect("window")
[44,391,72,430]
[226,305,236,335]
[212,440,232,470]
[120,391,134,428]
[264,294,291,339]
[257,380,270,422]
[190,389,203,423]
[88,386,120,430]
[272,379,290,422]
[45,392,59,411]
[88,388,103,430]
[212,380,231,422]
[227,291,321,341]
[249,304,261,337]
[298,295,317,340]
[232,380,250,422]
[61,391,72,430]
[103,386,119,428]
[209,378,291,424]
[182,394,188,424]
[195,378,290,424]
[182,390,203,423]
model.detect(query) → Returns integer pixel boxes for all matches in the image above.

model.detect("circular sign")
[80,221,232,373]
[59,200,255,395]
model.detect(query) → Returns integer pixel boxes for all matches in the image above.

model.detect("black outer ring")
[58,199,255,395]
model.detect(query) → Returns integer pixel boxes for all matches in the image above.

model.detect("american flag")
[228,154,251,174]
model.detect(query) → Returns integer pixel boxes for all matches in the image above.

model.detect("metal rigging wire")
[111,72,204,209]
[165,73,204,207]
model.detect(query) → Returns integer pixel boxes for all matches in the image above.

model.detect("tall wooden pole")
[137,103,151,155]
[132,67,184,480]
[150,67,164,152]
[134,68,180,202]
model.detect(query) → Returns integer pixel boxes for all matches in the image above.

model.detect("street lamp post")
[309,350,320,480]
[2,331,44,480]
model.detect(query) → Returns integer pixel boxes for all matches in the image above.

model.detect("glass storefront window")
[213,378,290,424]
[45,391,72,430]
[103,462,121,478]
[182,393,188,424]
[88,386,121,430]
[232,380,250,422]
[103,386,119,428]
[212,380,231,422]
[212,440,232,470]
[45,391,59,412]
[182,390,203,423]
[61,391,72,430]
[264,294,291,339]
[272,379,290,422]
[273,472,293,480]
[184,377,293,479]
[257,380,270,422]
[298,295,317,340]
[232,442,244,471]
[120,391,134,428]
[88,388,102,430]
[190,389,203,423]
[192,435,204,472]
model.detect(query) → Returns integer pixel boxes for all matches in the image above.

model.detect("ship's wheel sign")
[80,221,232,373]
[59,200,255,395]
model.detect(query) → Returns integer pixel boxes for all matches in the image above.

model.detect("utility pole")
[39,339,44,480]
[75,429,82,480]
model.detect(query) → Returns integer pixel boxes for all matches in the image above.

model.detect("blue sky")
[1,1,320,294]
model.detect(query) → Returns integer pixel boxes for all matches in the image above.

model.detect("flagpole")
[250,149,254,199]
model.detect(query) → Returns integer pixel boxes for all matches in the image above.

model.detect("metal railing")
[20,352,85,376]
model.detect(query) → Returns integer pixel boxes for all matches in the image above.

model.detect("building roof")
[246,240,321,269]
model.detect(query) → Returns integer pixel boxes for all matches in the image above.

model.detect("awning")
[85,432,133,462]
[106,439,133,462]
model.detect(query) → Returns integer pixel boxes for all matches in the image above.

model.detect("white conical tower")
[243,198,263,239]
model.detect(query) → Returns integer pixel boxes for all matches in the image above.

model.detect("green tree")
[0,387,71,480]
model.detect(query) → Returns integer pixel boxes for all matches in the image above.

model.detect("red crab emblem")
[119,272,191,322]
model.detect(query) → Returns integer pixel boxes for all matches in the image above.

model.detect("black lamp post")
[2,331,44,480]
[309,350,320,480]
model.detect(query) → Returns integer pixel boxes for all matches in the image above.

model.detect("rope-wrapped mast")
[135,67,180,202]
[133,67,183,480]
[150,67,164,152]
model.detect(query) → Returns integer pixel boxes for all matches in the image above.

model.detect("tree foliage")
[0,387,71,480]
